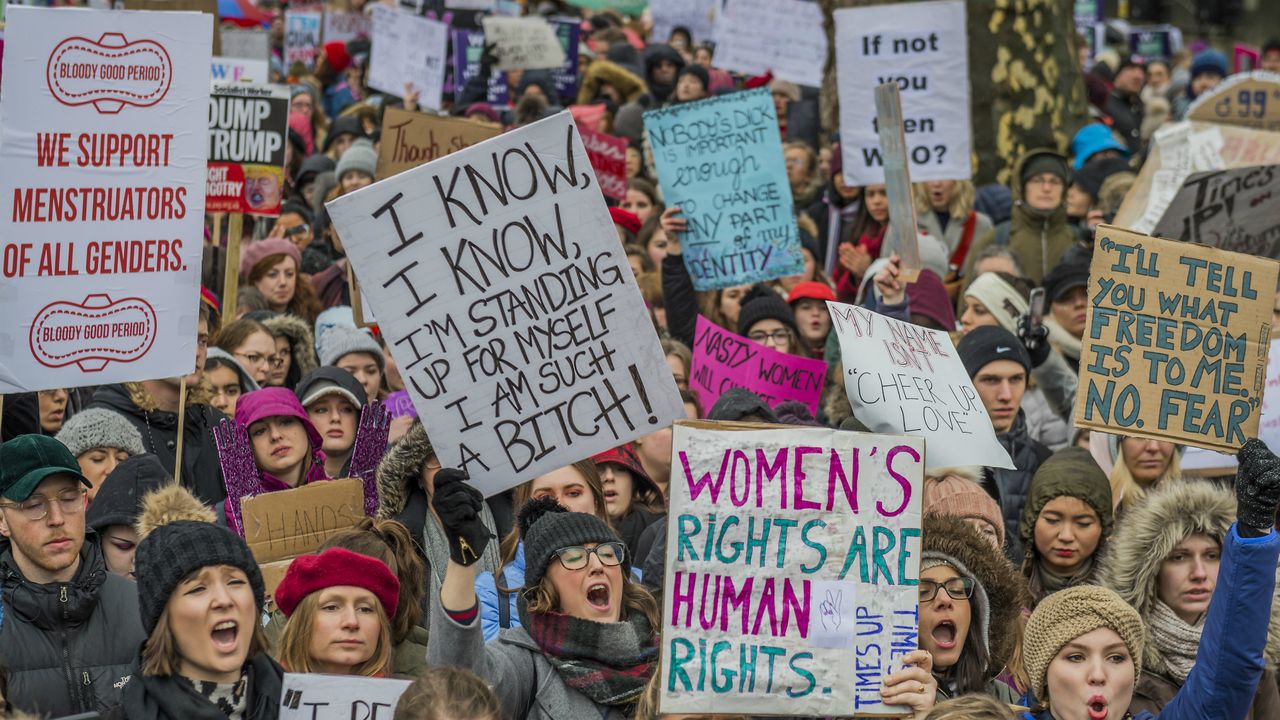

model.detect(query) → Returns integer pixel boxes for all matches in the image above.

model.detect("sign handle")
[221,212,245,326]
[874,82,922,282]
[173,377,188,486]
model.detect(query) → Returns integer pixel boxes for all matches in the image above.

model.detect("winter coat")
[832,225,885,304]
[88,382,228,506]
[1025,524,1280,720]
[1105,89,1144,152]
[477,543,525,642]
[1022,387,1071,450]
[983,412,1052,563]
[805,184,860,265]
[1098,481,1280,719]
[660,252,700,349]
[0,537,145,717]
[114,653,283,720]
[428,599,631,720]
[613,505,664,561]
[577,60,647,106]
[260,313,319,389]
[917,208,994,272]
[964,149,1076,284]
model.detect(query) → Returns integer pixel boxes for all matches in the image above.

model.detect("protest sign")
[579,127,627,200]
[1127,25,1181,61]
[480,16,566,71]
[1187,72,1280,133]
[834,0,971,186]
[1150,165,1280,258]
[323,10,371,46]
[1182,338,1280,473]
[280,674,411,720]
[875,83,922,279]
[650,0,717,45]
[285,9,323,69]
[377,107,502,178]
[452,28,510,106]
[660,421,922,715]
[1235,43,1261,74]
[549,18,580,103]
[645,88,804,291]
[690,316,826,416]
[827,301,1015,470]
[369,6,448,109]
[1073,226,1279,453]
[711,0,826,88]
[207,83,290,215]
[220,27,270,63]
[241,478,365,563]
[325,112,685,496]
[211,58,271,83]
[0,7,210,394]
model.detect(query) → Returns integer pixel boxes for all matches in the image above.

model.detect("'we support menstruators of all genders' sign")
[325,112,686,497]
[690,316,826,415]
[834,0,970,186]
[828,302,1015,470]
[661,422,923,716]
[645,88,804,291]
[1074,225,1279,453]
[0,7,210,393]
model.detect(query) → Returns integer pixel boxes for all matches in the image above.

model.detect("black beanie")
[1020,151,1070,188]
[957,325,1031,379]
[708,387,779,423]
[86,454,170,533]
[677,64,710,92]
[519,497,624,591]
[736,285,799,338]
[135,521,265,635]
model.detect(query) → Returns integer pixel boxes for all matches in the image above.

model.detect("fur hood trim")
[261,313,319,378]
[375,420,432,519]
[135,483,216,540]
[125,378,214,412]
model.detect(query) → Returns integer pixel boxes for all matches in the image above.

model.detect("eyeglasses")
[918,576,976,602]
[553,541,626,571]
[0,488,87,521]
[748,329,793,344]
[236,352,286,369]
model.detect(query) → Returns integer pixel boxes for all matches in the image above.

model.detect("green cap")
[0,434,91,501]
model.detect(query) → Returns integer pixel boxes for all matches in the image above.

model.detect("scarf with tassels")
[519,600,659,707]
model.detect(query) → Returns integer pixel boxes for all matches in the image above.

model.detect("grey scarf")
[1147,600,1202,683]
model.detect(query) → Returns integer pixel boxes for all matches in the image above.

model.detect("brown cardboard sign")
[240,478,365,564]
[376,107,502,178]
[1187,73,1280,132]
[1073,225,1279,453]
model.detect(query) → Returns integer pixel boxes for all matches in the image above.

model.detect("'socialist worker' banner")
[828,302,1015,470]
[0,7,211,393]
[207,83,289,216]
[1074,225,1280,453]
[645,88,804,291]
[834,0,971,186]
[661,421,923,716]
[326,112,686,497]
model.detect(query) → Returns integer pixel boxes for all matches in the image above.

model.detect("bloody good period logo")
[46,33,172,114]
[29,295,158,371]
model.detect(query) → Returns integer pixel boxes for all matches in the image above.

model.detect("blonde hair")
[913,179,977,218]
[277,591,394,676]
[394,667,499,720]
[1110,441,1182,512]
[925,693,1019,719]
[143,602,268,677]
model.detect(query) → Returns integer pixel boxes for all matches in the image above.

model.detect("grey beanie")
[54,408,145,459]
[519,497,624,591]
[336,138,377,182]
[317,325,385,371]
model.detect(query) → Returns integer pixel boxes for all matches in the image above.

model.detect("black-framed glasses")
[553,542,626,571]
[0,488,87,521]
[918,576,975,602]
[748,329,792,344]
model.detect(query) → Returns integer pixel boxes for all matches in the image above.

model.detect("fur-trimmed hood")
[1097,480,1280,674]
[923,513,1028,683]
[577,59,648,106]
[375,419,431,520]
[260,312,319,379]
[124,378,214,411]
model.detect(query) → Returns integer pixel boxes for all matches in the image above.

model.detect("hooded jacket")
[1018,447,1112,605]
[983,411,1052,563]
[0,536,144,716]
[115,652,283,720]
[87,454,171,533]
[642,44,684,106]
[233,388,329,492]
[576,59,648,107]
[259,313,319,389]
[1097,481,1280,719]
[88,382,227,505]
[964,149,1079,284]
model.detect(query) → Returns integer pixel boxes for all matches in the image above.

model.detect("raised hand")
[1236,438,1280,536]
[213,418,258,537]
[1018,310,1051,368]
[431,469,492,566]
[349,400,391,517]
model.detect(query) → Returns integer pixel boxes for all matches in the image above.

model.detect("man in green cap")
[0,434,143,716]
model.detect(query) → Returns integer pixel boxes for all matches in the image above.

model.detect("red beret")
[275,547,400,619]
[609,207,642,235]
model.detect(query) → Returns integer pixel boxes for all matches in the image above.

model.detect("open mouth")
[1087,695,1108,720]
[930,620,957,649]
[211,621,239,652]
[586,582,611,611]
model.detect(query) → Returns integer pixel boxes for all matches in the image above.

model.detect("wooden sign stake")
[221,212,245,326]
[874,82,922,282]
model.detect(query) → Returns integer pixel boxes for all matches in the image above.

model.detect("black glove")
[1235,438,1280,537]
[478,43,499,78]
[1018,312,1051,369]
[431,469,493,566]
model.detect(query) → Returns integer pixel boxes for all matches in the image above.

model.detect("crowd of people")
[3,2,1280,720]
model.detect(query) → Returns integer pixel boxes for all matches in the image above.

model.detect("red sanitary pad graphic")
[30,295,158,371]
[46,33,172,114]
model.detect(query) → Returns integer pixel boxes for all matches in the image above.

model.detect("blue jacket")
[1023,524,1280,720]
[476,543,526,642]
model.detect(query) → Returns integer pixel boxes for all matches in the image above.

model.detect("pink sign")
[580,127,627,200]
[689,315,827,415]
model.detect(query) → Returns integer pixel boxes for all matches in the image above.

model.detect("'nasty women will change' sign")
[661,422,922,716]
[325,112,685,497]
[1074,225,1278,452]
[690,315,826,416]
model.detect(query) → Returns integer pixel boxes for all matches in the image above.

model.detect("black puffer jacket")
[0,537,144,716]
[982,411,1051,563]
[115,653,284,720]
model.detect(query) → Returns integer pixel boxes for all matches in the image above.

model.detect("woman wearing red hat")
[591,445,664,556]
[275,547,399,677]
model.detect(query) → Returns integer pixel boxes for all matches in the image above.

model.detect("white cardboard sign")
[834,0,971,185]
[0,7,211,393]
[480,16,567,71]
[325,112,685,496]
[711,0,826,88]
[368,6,447,109]
[279,673,411,720]
[827,301,1015,470]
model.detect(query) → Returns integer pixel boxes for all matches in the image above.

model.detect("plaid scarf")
[519,600,659,708]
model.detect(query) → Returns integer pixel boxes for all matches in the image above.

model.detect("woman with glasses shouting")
[429,471,659,720]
